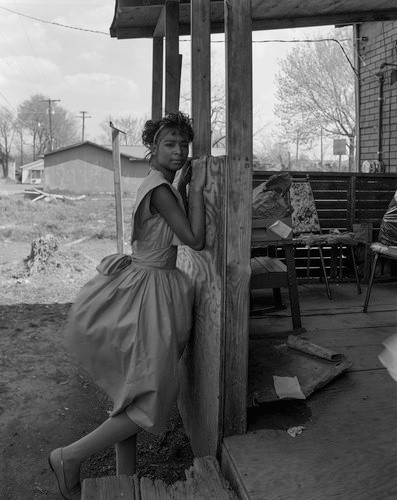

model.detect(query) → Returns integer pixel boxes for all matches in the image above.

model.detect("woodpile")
[24,187,85,202]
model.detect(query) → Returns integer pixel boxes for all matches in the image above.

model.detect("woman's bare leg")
[116,434,137,475]
[59,412,140,486]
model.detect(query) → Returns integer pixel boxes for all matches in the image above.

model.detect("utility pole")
[77,111,91,142]
[40,98,60,152]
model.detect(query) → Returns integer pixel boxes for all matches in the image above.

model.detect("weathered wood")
[223,370,397,500]
[177,156,226,457]
[151,37,163,120]
[223,0,252,438]
[222,280,397,500]
[110,1,397,40]
[82,457,237,499]
[142,456,237,499]
[111,127,124,253]
[82,475,140,499]
[191,0,211,157]
[165,0,180,114]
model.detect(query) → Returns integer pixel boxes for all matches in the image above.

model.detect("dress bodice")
[130,169,185,269]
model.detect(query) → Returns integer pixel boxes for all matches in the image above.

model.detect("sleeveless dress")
[65,169,194,434]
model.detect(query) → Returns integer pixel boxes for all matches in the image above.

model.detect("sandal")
[48,448,81,499]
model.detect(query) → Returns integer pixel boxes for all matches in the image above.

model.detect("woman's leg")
[60,412,140,486]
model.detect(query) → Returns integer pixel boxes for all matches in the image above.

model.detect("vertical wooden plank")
[165,0,180,114]
[223,0,252,436]
[111,128,124,253]
[191,0,211,157]
[178,156,226,457]
[151,37,163,120]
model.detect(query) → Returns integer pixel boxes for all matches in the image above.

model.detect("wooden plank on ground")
[140,457,238,499]
[82,457,238,500]
[223,370,397,500]
[82,474,140,500]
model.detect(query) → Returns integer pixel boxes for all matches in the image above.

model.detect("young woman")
[48,111,207,499]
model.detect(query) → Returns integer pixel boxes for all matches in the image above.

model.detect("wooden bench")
[250,253,302,331]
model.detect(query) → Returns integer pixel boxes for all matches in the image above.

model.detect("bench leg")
[285,245,302,330]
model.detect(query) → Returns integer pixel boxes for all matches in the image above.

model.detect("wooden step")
[81,456,238,500]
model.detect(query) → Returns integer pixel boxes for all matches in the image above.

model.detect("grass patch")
[0,194,136,243]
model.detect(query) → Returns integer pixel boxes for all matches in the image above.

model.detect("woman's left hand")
[177,159,192,191]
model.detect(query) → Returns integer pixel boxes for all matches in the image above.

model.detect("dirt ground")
[0,236,194,500]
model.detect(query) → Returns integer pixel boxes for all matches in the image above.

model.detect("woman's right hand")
[190,157,208,192]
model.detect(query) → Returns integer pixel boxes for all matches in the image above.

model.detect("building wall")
[358,21,397,173]
[44,143,149,194]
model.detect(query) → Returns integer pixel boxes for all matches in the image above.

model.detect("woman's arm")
[151,161,206,250]
[176,159,192,212]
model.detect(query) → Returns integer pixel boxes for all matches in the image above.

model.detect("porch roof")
[110,0,397,39]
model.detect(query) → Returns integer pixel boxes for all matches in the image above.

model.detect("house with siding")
[356,20,397,173]
[43,141,149,194]
[20,159,44,184]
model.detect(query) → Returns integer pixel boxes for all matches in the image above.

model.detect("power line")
[11,0,55,95]
[0,5,109,36]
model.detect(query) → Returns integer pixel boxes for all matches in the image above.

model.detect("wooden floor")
[222,280,397,500]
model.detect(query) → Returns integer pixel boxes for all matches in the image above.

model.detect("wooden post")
[165,0,180,114]
[110,122,125,254]
[223,0,252,437]
[178,156,227,457]
[191,0,211,157]
[152,37,163,120]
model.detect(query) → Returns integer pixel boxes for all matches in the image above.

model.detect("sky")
[0,1,331,144]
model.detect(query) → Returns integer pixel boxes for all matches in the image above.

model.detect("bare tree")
[96,115,148,146]
[18,94,79,160]
[0,107,16,177]
[275,27,356,170]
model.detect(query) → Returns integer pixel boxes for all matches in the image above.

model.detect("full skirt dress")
[65,169,194,434]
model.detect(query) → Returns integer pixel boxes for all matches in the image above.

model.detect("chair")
[363,243,397,312]
[289,176,363,299]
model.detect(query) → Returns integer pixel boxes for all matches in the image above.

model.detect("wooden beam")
[165,0,180,114]
[153,5,165,37]
[178,156,227,457]
[223,0,252,437]
[191,0,211,157]
[251,10,397,31]
[151,37,163,120]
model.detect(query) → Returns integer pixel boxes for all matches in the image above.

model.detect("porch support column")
[223,0,252,436]
[191,0,211,156]
[151,37,163,120]
[165,0,181,114]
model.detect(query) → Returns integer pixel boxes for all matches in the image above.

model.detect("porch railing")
[252,170,397,281]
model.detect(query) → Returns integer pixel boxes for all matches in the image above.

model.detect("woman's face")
[154,128,189,179]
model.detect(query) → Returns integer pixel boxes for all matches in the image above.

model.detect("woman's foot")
[48,448,81,499]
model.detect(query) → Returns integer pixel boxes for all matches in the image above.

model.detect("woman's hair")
[142,111,194,151]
